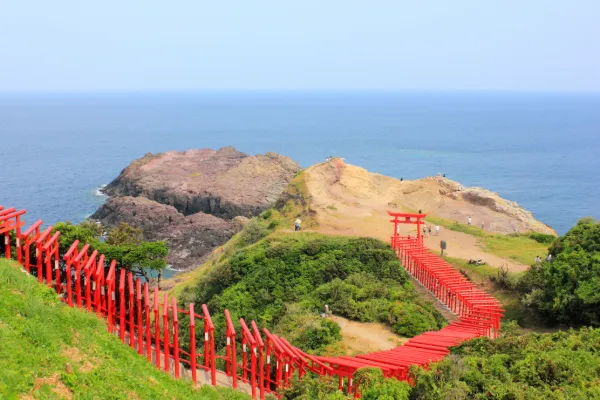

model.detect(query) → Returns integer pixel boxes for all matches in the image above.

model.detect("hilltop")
[299,160,554,272]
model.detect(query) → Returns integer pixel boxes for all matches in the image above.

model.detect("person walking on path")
[428,226,432,237]
[423,226,427,238]
[435,225,440,235]
[468,216,472,226]
[294,218,302,231]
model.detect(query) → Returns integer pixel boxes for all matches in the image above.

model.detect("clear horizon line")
[1,88,600,95]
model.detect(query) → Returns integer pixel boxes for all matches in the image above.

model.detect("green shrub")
[278,375,345,400]
[410,326,600,399]
[519,218,600,325]
[260,209,273,220]
[388,302,442,337]
[526,232,556,244]
[239,218,271,246]
[190,234,445,354]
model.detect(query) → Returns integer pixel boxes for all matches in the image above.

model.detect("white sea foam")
[165,264,186,272]
[94,184,108,197]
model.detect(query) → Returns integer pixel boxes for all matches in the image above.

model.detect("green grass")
[425,215,487,238]
[425,214,550,266]
[482,234,549,265]
[443,256,506,281]
[442,256,536,326]
[0,259,249,400]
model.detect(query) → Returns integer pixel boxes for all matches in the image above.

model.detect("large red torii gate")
[388,211,427,244]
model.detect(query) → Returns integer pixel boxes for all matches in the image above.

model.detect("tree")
[52,221,168,289]
[105,222,143,246]
[520,218,600,325]
[53,220,103,254]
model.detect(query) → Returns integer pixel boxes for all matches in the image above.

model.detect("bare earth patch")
[62,346,100,373]
[328,315,407,355]
[26,373,72,399]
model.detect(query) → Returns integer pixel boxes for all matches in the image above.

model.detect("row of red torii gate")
[0,205,503,398]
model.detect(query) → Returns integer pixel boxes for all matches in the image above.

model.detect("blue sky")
[1,1,598,92]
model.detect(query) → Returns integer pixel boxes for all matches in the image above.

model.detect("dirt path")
[327,315,407,355]
[303,162,529,272]
[422,230,528,272]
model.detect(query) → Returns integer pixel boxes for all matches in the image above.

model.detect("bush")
[519,218,600,325]
[388,302,443,337]
[527,232,556,244]
[278,375,345,400]
[410,326,600,399]
[275,304,342,351]
[239,218,271,246]
[190,234,445,354]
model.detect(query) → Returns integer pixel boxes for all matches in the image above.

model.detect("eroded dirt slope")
[302,161,554,272]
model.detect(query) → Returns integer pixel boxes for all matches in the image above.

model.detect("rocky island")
[92,147,300,269]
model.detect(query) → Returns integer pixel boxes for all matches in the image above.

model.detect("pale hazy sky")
[1,1,599,92]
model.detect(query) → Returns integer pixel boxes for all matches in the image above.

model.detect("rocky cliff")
[304,161,556,236]
[93,147,300,269]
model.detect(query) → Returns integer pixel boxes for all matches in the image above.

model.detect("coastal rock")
[103,147,301,219]
[95,147,301,269]
[419,177,556,235]
[92,196,238,269]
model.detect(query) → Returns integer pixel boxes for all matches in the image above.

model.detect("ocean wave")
[165,264,186,272]
[94,184,108,197]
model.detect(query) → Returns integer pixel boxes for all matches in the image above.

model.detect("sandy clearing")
[328,315,407,355]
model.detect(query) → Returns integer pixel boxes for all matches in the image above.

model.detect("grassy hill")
[0,259,248,400]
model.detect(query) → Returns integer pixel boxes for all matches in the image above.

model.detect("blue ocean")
[1,91,599,235]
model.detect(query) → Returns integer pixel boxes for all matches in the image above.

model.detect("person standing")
[435,225,440,235]
[547,254,552,262]
[428,226,432,237]
[468,216,472,226]
[295,218,302,231]
[423,226,427,237]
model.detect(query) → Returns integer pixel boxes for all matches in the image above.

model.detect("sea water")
[0,91,599,235]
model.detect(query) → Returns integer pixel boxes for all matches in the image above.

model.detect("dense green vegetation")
[0,259,248,400]
[181,231,446,354]
[280,324,600,400]
[280,368,411,400]
[410,323,600,399]
[520,217,600,325]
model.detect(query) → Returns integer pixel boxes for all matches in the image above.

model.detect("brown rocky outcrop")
[103,147,300,219]
[93,147,301,270]
[92,196,236,269]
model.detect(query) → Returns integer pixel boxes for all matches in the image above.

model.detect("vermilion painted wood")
[189,304,197,385]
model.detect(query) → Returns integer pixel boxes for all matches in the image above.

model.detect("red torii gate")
[0,208,26,260]
[388,211,427,244]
